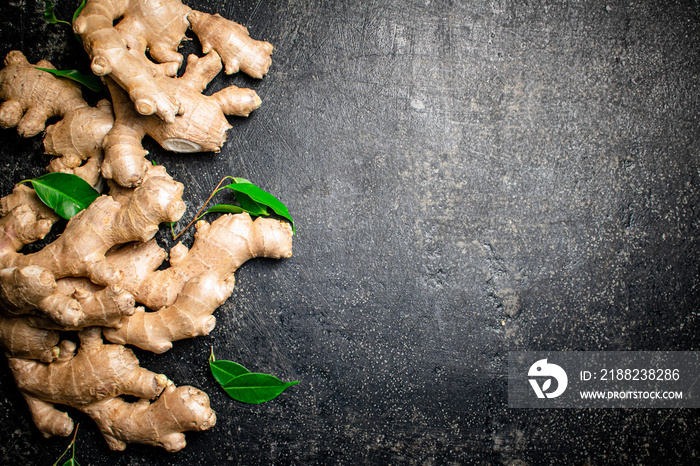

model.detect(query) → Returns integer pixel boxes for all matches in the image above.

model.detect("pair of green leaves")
[210,349,299,404]
[172,175,295,240]
[19,172,100,220]
[20,172,294,229]
[203,177,295,233]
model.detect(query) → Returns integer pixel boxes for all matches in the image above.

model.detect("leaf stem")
[51,423,79,466]
[172,176,234,241]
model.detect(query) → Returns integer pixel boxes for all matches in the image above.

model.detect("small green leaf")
[219,179,294,233]
[44,0,70,25]
[35,67,105,92]
[223,373,299,404]
[210,359,251,387]
[21,173,100,220]
[198,204,246,220]
[62,459,80,466]
[72,0,86,24]
[209,348,250,386]
[232,191,269,216]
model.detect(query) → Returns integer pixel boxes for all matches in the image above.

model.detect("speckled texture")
[1,0,699,464]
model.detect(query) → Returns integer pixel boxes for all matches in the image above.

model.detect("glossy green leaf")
[62,459,80,466]
[232,191,269,216]
[35,67,105,92]
[200,204,246,219]
[44,0,70,25]
[223,373,299,404]
[210,358,251,387]
[219,178,294,233]
[21,173,100,220]
[72,0,86,24]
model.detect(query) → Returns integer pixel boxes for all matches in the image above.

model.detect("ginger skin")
[0,51,114,188]
[0,51,84,137]
[101,52,261,187]
[0,314,59,362]
[9,328,168,406]
[0,265,83,327]
[8,328,170,439]
[85,383,216,452]
[103,213,293,351]
[110,213,293,310]
[73,0,272,122]
[104,272,235,353]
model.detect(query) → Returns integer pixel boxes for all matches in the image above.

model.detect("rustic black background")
[1,0,699,464]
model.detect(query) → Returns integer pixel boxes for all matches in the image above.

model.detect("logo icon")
[528,359,568,398]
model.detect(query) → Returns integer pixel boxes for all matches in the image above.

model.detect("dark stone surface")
[0,0,699,464]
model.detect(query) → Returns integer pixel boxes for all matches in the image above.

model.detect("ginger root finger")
[117,213,293,309]
[0,266,83,327]
[0,314,59,362]
[101,52,261,187]
[104,272,235,353]
[26,278,137,330]
[84,382,216,452]
[0,52,113,188]
[0,185,59,257]
[188,10,273,78]
[0,51,84,137]
[21,394,74,438]
[8,327,168,407]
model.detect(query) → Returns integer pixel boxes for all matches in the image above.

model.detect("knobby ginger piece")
[84,382,216,452]
[0,168,186,286]
[101,52,261,187]
[73,0,272,122]
[109,212,293,309]
[0,314,59,362]
[8,328,169,437]
[0,51,114,188]
[103,272,235,353]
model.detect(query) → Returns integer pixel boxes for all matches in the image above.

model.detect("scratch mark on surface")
[247,0,263,24]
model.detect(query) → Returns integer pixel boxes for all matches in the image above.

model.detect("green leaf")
[219,179,294,233]
[232,191,269,216]
[199,204,246,220]
[223,373,299,404]
[21,173,100,220]
[35,67,105,92]
[72,0,86,24]
[210,359,251,387]
[62,459,80,466]
[44,0,70,25]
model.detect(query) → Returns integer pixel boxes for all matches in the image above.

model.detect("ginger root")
[101,52,261,187]
[73,0,272,121]
[0,314,59,362]
[0,172,292,451]
[0,0,292,453]
[0,51,114,188]
[8,328,171,438]
[85,382,216,452]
